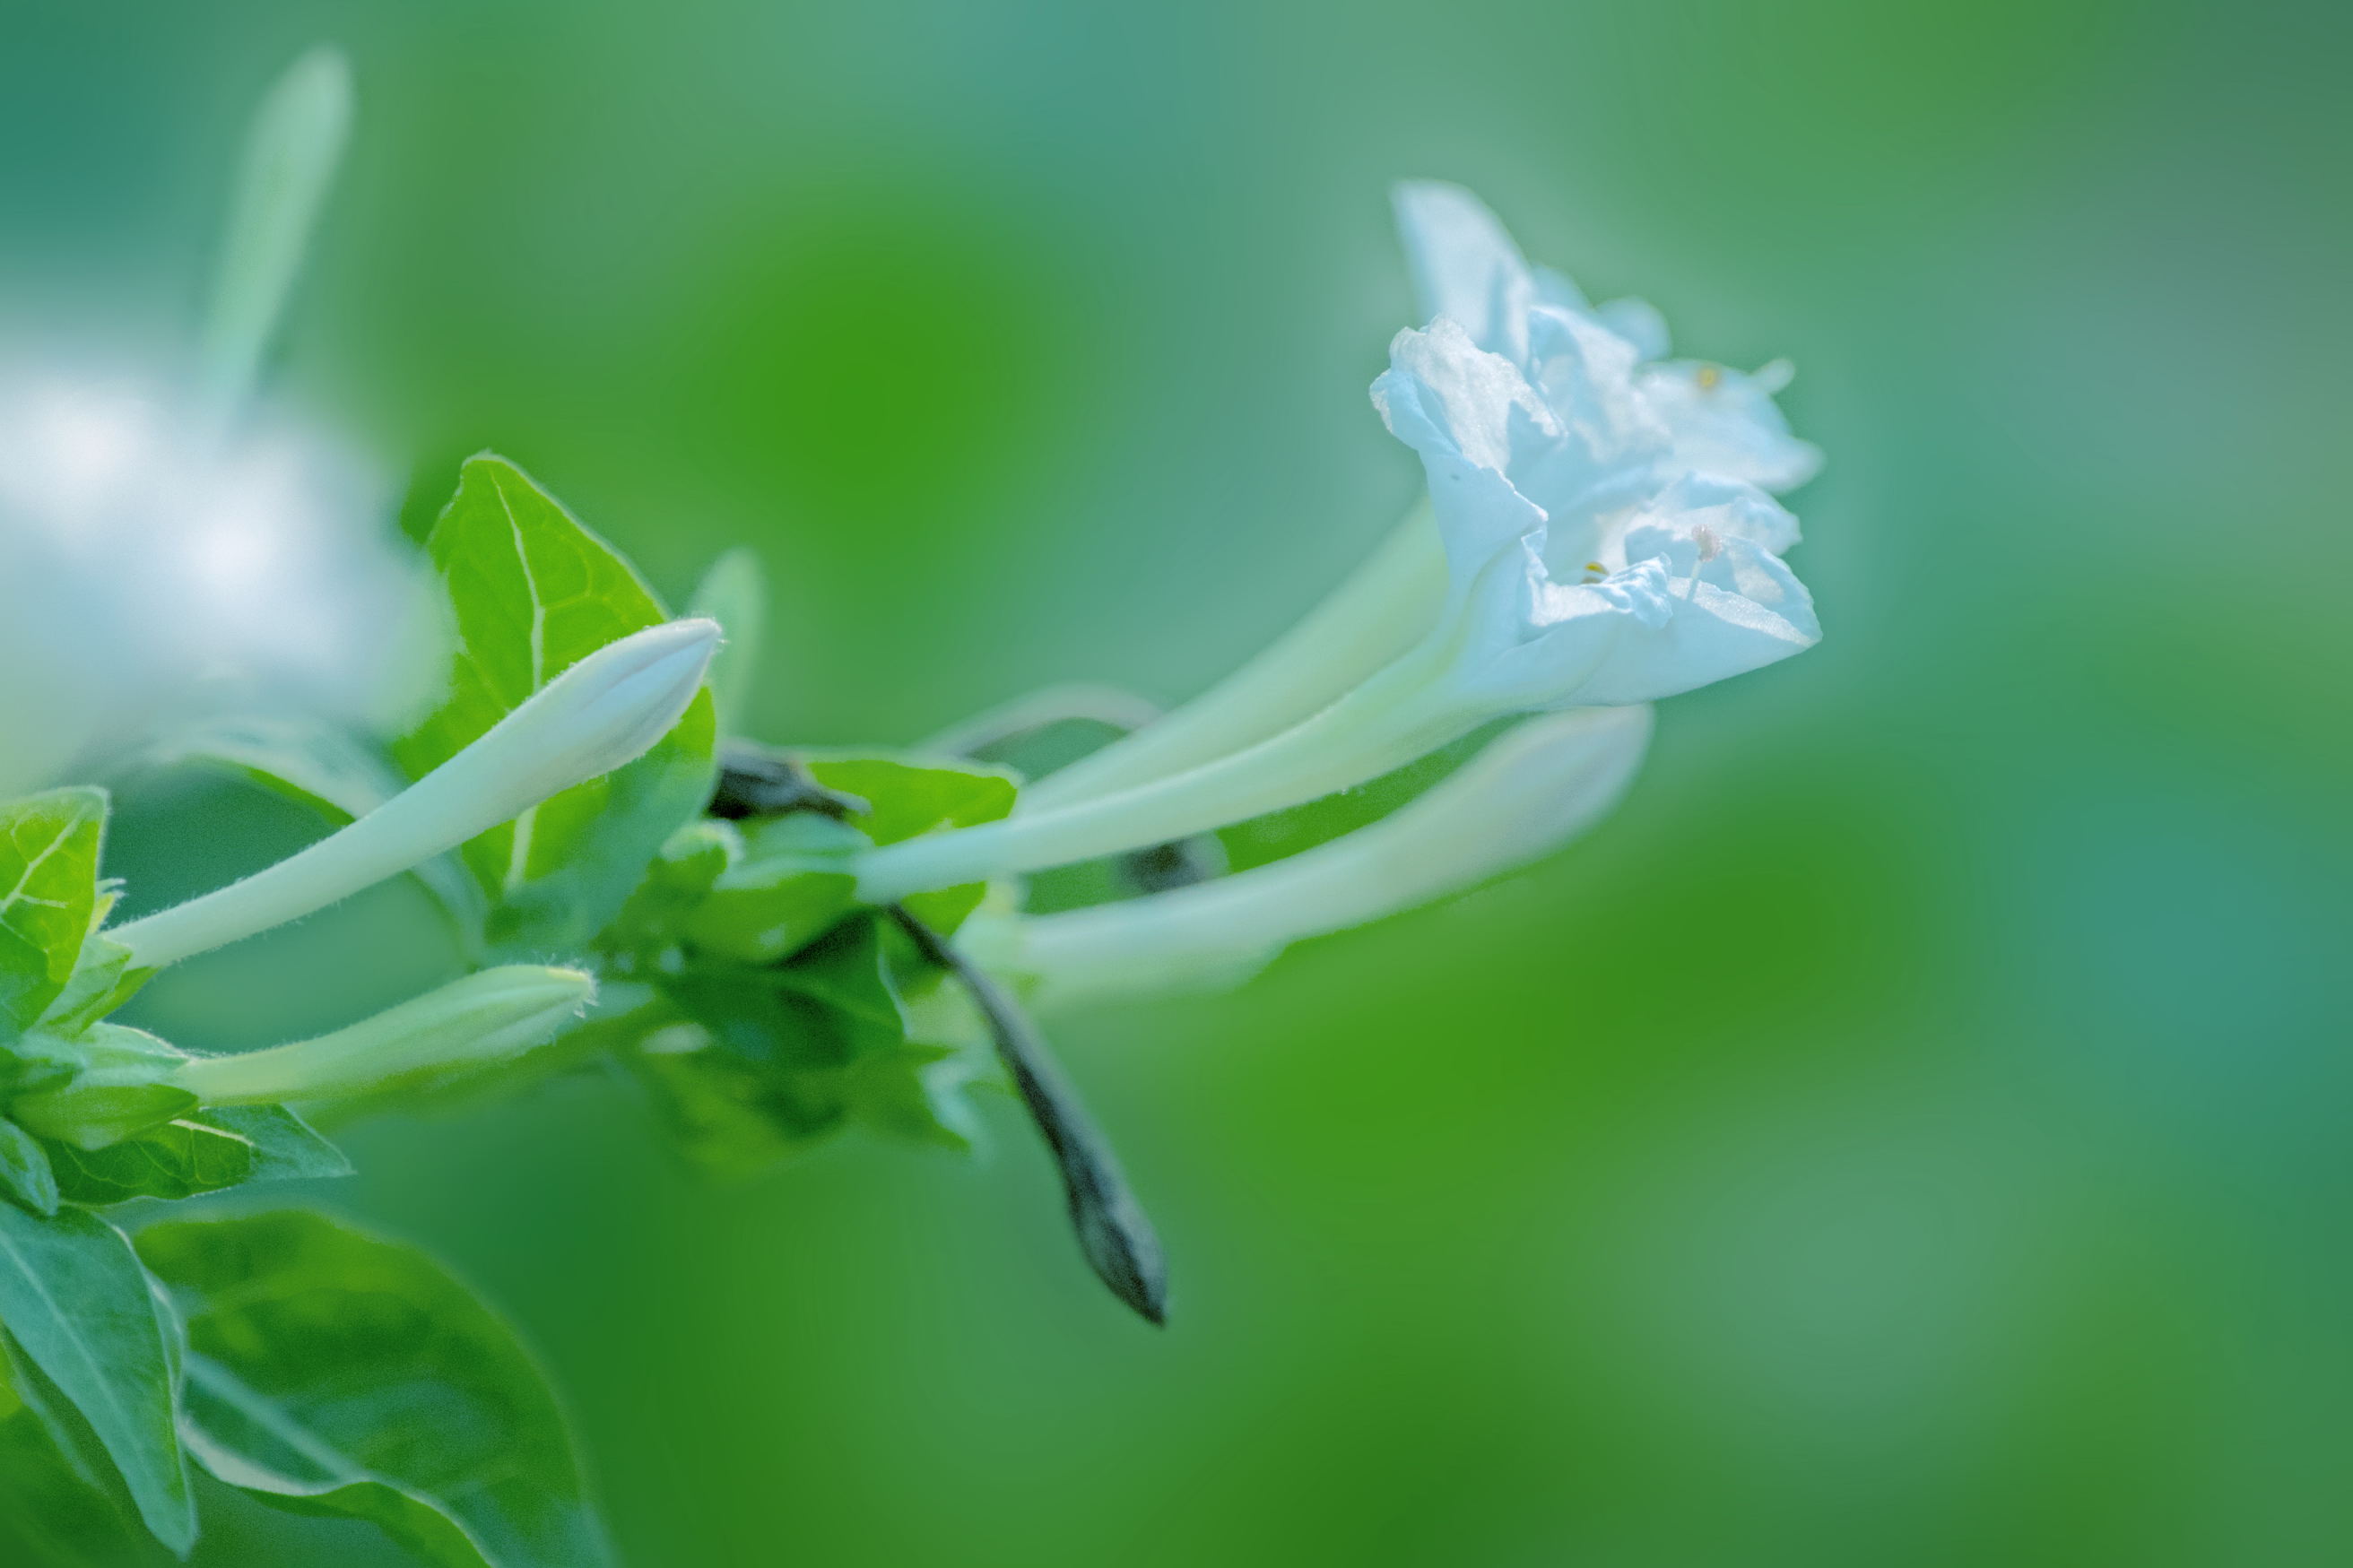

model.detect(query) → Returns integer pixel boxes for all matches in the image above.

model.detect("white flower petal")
[1639,360,1824,492]
[1391,180,1537,362]
[1569,528,1820,706]
[1645,471,1803,556]
[1593,294,1671,360]
[1371,321,1552,573]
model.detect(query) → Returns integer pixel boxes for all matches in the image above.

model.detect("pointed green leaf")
[801,755,1017,931]
[138,1209,613,1568]
[635,911,980,1172]
[0,1333,173,1567]
[0,1120,59,1216]
[36,928,153,1039]
[681,815,864,965]
[393,455,717,955]
[44,1105,350,1208]
[844,1041,976,1151]
[5,1025,198,1151]
[0,1203,194,1554]
[687,546,766,739]
[0,790,108,1040]
[622,1020,828,1178]
[800,755,1018,848]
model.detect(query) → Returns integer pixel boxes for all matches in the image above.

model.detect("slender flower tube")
[1018,506,1447,812]
[855,652,1448,902]
[850,464,1806,903]
[978,706,1652,1009]
[112,619,720,969]
[171,966,595,1105]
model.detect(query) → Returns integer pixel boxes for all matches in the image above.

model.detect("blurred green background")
[9,0,2352,1563]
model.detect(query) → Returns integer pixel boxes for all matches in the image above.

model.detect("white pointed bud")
[171,965,595,1105]
[998,705,1652,1009]
[114,619,719,969]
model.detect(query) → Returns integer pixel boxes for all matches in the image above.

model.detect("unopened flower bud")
[113,619,719,968]
[171,965,595,1105]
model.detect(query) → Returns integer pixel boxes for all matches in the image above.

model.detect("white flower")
[853,183,1824,901]
[0,48,424,795]
[114,619,721,969]
[1389,179,1821,496]
[1020,182,1820,825]
[978,705,1653,1009]
[1374,318,1821,713]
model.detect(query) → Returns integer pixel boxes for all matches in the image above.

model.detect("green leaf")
[0,1203,194,1554]
[0,1120,59,1216]
[602,820,739,963]
[138,1209,613,1568]
[772,914,907,1043]
[5,1025,198,1151]
[687,546,766,739]
[393,455,717,956]
[680,814,864,965]
[35,927,153,1039]
[45,1105,350,1208]
[0,789,108,1042]
[624,1023,830,1179]
[843,1041,975,1150]
[0,1334,173,1567]
[148,715,402,826]
[801,755,1018,848]
[802,754,1017,931]
[634,913,977,1173]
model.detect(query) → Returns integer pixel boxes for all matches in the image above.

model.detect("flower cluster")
[0,100,1832,1542]
[860,181,1824,992]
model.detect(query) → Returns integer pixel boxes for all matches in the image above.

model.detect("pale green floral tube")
[855,645,1479,903]
[112,618,719,969]
[999,705,1652,1009]
[172,966,595,1105]
[1019,503,1446,812]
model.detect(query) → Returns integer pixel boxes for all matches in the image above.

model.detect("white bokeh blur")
[0,371,428,794]
[0,48,438,797]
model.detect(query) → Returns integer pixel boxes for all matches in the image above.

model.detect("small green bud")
[171,966,597,1107]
